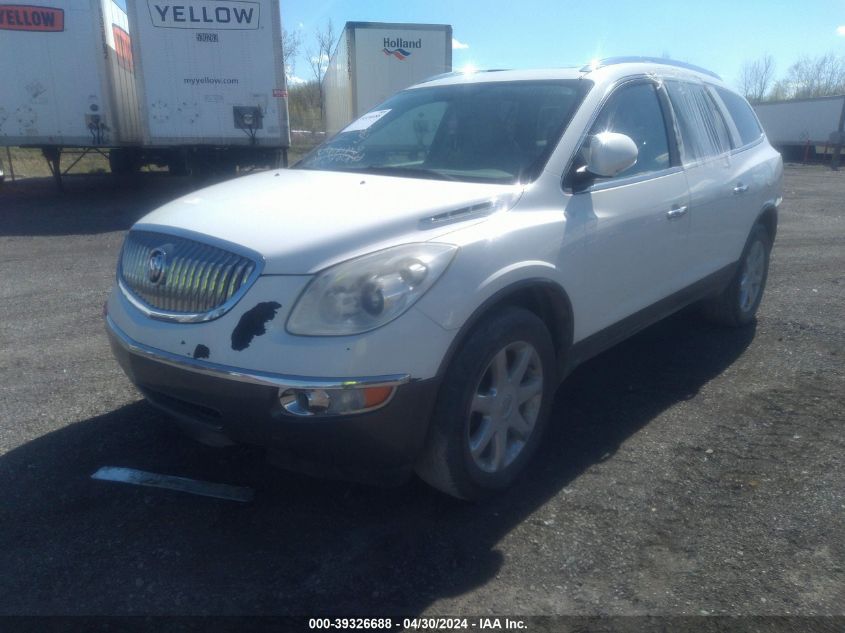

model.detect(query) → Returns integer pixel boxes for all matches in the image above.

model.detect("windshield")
[296,80,589,184]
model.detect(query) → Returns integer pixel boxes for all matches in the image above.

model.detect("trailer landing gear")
[39,146,123,190]
[41,146,64,191]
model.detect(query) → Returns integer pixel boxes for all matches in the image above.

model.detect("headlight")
[287,243,457,335]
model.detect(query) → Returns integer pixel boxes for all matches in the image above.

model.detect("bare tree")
[738,54,775,103]
[305,19,335,124]
[306,19,335,85]
[282,28,301,79]
[768,79,790,101]
[786,53,845,98]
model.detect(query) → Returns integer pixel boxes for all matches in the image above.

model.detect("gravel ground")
[0,165,842,623]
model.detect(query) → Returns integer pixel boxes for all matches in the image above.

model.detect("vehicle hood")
[136,169,520,274]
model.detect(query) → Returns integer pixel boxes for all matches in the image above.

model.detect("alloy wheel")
[739,240,766,313]
[467,341,544,473]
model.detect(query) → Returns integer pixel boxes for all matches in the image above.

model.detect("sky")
[281,0,845,89]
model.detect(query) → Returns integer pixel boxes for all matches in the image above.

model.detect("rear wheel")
[702,223,772,327]
[109,148,141,176]
[415,307,556,500]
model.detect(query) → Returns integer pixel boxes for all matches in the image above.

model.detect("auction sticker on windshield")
[343,109,391,132]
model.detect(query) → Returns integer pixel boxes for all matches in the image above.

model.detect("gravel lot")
[0,165,842,622]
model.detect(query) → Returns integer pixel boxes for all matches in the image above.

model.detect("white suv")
[106,58,783,499]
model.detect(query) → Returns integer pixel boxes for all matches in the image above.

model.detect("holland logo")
[381,36,421,60]
[383,47,411,60]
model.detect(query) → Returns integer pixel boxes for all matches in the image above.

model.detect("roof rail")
[580,57,721,80]
[419,69,510,84]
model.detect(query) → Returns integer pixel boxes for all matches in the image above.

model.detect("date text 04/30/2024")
[308,618,528,630]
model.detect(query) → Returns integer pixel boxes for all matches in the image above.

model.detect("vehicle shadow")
[0,311,756,616]
[0,174,200,237]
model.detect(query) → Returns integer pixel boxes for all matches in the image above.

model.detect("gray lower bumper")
[105,316,440,484]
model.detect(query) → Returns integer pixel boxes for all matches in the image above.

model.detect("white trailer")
[323,22,452,136]
[0,0,142,183]
[127,0,290,171]
[1,0,290,186]
[754,96,845,159]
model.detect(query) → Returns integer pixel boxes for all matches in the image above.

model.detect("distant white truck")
[0,0,291,186]
[754,95,845,160]
[322,22,452,136]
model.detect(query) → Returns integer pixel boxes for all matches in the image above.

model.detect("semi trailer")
[0,0,291,186]
[0,0,142,185]
[126,0,291,175]
[322,22,452,136]
[754,95,845,161]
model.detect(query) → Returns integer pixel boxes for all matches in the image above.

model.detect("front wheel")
[702,223,772,327]
[415,307,556,500]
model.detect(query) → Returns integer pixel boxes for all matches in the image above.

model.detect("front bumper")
[106,316,440,485]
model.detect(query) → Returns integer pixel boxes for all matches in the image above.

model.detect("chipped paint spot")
[231,302,281,351]
[193,344,210,359]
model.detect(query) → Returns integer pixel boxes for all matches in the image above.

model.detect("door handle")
[733,183,749,194]
[666,205,688,220]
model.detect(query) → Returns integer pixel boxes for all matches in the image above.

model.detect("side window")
[715,87,764,147]
[665,81,732,162]
[587,82,671,179]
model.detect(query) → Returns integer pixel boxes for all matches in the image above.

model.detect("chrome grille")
[119,230,260,321]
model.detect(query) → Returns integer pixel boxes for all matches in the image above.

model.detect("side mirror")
[585,132,638,178]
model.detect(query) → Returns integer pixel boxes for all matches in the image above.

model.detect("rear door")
[711,86,775,252]
[563,79,691,338]
[664,80,739,283]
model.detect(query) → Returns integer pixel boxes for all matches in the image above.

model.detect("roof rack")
[580,57,721,80]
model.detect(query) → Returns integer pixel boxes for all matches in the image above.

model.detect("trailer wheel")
[109,148,141,176]
[188,148,237,181]
[167,149,191,177]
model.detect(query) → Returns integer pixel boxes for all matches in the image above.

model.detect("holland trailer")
[322,22,452,135]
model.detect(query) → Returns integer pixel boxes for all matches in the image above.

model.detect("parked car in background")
[105,58,783,499]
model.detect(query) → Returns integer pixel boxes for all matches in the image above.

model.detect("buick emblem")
[148,248,167,285]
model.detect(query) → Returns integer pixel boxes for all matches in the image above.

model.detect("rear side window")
[715,87,764,147]
[588,82,671,179]
[666,81,732,162]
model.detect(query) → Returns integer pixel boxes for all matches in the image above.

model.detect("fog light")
[279,385,395,417]
[297,389,331,413]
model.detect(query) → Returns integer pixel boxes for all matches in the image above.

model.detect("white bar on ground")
[91,466,254,503]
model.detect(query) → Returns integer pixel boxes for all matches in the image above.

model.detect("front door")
[563,79,690,341]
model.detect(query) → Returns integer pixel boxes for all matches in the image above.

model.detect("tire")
[702,223,772,327]
[167,149,190,177]
[187,149,237,182]
[415,307,556,500]
[109,148,141,176]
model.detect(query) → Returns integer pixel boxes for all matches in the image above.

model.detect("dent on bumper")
[105,316,440,484]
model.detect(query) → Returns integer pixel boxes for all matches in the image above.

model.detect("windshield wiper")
[349,166,459,181]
